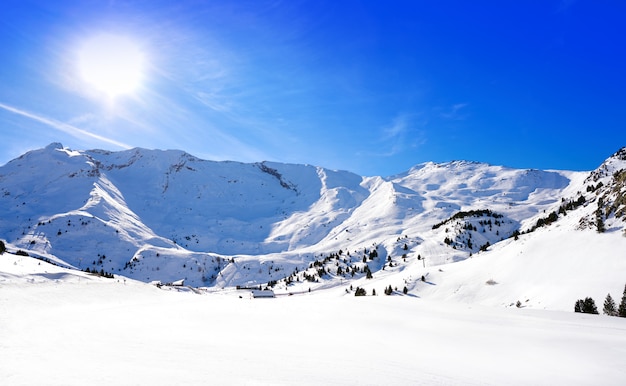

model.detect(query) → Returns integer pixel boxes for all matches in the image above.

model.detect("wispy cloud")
[192,91,233,113]
[382,114,409,141]
[366,113,426,158]
[0,102,131,149]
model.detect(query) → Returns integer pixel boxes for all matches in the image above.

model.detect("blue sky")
[1,0,625,176]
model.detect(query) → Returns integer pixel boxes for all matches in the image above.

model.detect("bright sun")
[78,34,144,97]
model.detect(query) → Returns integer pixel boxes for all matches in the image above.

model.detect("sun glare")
[78,34,144,97]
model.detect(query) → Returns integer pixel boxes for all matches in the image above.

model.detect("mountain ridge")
[1,143,625,306]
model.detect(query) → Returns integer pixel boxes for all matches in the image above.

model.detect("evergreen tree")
[355,287,366,296]
[365,265,373,279]
[547,211,558,224]
[403,286,408,294]
[575,297,599,314]
[618,284,626,318]
[385,285,393,295]
[0,239,5,254]
[583,297,599,314]
[574,299,583,313]
[603,293,617,316]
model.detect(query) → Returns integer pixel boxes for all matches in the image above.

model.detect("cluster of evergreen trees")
[575,285,626,317]
[84,267,114,279]
[432,209,503,230]
[574,298,599,314]
[354,287,367,296]
[353,285,409,296]
[586,181,604,193]
[526,195,587,233]
[278,245,385,288]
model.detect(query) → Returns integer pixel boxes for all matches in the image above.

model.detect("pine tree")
[354,287,366,296]
[574,299,583,313]
[575,298,599,314]
[603,293,617,316]
[583,297,599,314]
[0,239,5,254]
[618,284,626,318]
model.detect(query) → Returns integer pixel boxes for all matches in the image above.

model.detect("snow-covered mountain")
[1,143,625,309]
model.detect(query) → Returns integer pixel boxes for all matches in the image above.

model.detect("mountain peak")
[45,142,64,151]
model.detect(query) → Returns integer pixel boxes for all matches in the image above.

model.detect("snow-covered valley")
[2,143,626,384]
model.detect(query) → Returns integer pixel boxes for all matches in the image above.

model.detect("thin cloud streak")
[379,115,408,156]
[379,114,426,157]
[0,102,131,149]
[357,114,426,159]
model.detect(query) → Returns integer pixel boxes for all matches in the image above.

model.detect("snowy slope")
[1,143,625,308]
[1,253,626,386]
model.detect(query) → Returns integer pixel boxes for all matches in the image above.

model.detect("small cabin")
[251,289,275,298]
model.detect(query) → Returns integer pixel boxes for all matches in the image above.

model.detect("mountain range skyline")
[2,1,626,176]
[1,142,624,293]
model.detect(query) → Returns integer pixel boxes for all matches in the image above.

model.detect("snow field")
[2,255,626,385]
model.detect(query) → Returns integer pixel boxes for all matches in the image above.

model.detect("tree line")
[575,285,626,317]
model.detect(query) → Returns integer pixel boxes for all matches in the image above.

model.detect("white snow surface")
[2,254,626,386]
